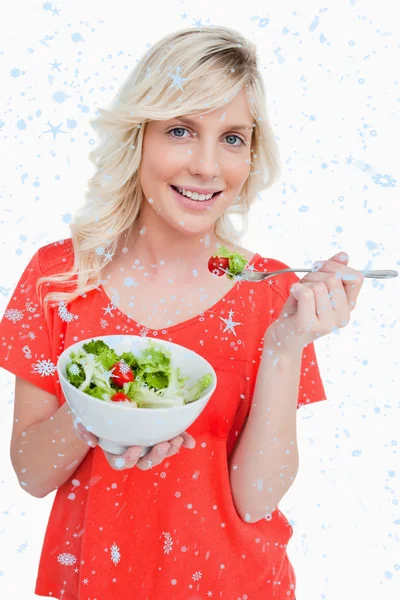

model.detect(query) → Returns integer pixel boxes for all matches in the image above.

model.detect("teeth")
[177,187,216,201]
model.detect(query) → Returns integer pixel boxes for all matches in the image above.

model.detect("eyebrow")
[174,116,255,132]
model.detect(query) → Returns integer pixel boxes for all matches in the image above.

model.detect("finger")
[165,436,184,457]
[136,443,171,471]
[326,251,349,265]
[322,276,351,322]
[291,282,318,330]
[179,431,196,449]
[303,266,364,311]
[73,421,98,447]
[304,281,336,335]
[103,446,142,470]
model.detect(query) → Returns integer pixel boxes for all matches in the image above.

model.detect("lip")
[170,185,221,212]
[171,185,223,195]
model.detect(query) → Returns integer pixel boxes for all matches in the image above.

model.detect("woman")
[0,25,363,599]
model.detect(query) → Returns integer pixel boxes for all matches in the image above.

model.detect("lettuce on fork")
[212,244,248,279]
[65,339,213,408]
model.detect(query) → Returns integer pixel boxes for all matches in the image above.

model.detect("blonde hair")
[37,25,281,317]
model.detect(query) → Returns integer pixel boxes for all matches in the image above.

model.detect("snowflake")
[110,542,121,565]
[118,360,131,374]
[67,493,76,501]
[175,491,181,497]
[160,472,167,479]
[58,301,75,323]
[181,546,187,552]
[22,345,32,358]
[192,571,202,581]
[99,364,117,384]
[68,363,80,375]
[4,308,24,324]
[264,513,273,522]
[32,358,57,378]
[57,552,77,566]
[25,301,37,313]
[162,532,173,554]
[113,456,126,469]
[17,541,27,554]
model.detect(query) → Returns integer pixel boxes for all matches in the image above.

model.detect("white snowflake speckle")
[4,308,24,324]
[113,456,126,469]
[32,358,57,378]
[110,542,121,565]
[162,532,173,554]
[57,553,77,566]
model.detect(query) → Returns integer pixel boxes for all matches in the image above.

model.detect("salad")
[66,339,213,408]
[207,245,248,280]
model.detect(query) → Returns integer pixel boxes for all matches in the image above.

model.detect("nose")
[187,138,221,182]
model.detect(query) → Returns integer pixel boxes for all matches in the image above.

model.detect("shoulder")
[37,238,74,276]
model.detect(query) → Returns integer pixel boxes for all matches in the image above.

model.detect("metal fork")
[225,267,398,282]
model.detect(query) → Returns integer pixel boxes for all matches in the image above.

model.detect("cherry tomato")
[111,392,131,402]
[110,361,135,388]
[207,256,229,277]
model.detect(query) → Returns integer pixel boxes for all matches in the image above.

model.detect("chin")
[166,214,216,236]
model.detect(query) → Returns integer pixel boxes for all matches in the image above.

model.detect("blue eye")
[167,127,245,147]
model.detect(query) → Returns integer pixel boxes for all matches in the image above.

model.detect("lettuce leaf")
[212,245,248,279]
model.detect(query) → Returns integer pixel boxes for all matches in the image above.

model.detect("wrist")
[263,326,304,361]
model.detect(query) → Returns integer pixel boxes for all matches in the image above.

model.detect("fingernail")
[312,260,326,268]
[83,435,94,447]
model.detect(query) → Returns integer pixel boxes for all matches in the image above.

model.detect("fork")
[226,267,398,283]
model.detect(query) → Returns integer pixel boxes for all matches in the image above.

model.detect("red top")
[0,239,327,600]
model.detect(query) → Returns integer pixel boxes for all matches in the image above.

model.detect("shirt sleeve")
[0,248,57,395]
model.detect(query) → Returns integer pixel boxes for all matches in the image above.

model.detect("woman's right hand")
[73,421,196,471]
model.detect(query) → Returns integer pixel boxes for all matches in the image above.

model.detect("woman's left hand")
[264,251,365,357]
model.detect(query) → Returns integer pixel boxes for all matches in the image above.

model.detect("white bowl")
[57,335,217,456]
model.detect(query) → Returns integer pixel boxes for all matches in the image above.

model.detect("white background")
[0,1,399,599]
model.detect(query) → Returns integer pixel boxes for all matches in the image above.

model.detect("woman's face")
[139,88,254,236]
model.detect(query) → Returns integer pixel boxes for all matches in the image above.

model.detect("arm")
[228,330,303,523]
[10,379,91,498]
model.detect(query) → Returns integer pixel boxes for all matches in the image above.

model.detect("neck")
[119,204,233,282]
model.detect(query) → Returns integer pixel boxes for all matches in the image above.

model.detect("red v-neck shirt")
[0,239,327,600]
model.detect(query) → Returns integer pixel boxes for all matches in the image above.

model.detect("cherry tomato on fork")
[207,255,229,276]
